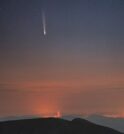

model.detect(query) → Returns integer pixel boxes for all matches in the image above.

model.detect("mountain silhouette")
[0,118,123,134]
[85,114,124,133]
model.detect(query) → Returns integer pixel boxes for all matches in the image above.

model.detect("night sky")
[0,0,124,117]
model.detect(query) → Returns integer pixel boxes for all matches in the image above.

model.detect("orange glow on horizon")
[33,101,61,118]
[41,111,62,118]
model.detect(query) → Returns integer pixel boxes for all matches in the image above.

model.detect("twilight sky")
[0,0,124,117]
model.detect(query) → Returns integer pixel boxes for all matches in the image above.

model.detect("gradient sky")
[0,0,124,117]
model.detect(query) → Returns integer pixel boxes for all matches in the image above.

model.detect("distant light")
[54,111,61,118]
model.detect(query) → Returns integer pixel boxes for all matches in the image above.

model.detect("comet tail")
[42,11,46,35]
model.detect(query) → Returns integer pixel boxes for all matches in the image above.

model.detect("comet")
[42,10,46,35]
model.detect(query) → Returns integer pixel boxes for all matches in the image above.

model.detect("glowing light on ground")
[104,113,124,118]
[54,111,61,118]
[41,111,61,118]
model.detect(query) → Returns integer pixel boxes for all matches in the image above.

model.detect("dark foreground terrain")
[0,118,123,134]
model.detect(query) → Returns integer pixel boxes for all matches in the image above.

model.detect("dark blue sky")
[0,0,124,117]
[1,0,124,63]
